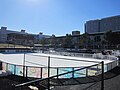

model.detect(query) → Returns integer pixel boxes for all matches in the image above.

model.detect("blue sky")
[0,0,120,36]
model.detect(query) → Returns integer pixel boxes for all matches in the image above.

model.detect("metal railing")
[13,61,104,90]
[43,51,118,60]
[0,53,119,90]
[0,53,119,78]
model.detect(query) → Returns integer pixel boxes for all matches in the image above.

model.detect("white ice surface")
[0,53,114,67]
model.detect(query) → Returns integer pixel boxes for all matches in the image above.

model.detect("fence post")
[0,61,2,70]
[48,56,50,90]
[101,61,104,90]
[72,67,74,78]
[57,68,59,79]
[86,68,88,77]
[14,65,16,75]
[26,66,27,78]
[41,67,42,78]
[23,53,25,77]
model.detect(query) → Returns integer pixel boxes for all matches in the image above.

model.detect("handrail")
[14,62,102,88]
[43,51,118,60]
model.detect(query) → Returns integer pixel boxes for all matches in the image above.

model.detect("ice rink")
[0,53,114,68]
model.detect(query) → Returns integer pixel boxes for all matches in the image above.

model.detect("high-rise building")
[85,20,100,34]
[100,15,120,32]
[85,15,120,34]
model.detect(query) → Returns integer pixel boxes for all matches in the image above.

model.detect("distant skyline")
[0,0,120,36]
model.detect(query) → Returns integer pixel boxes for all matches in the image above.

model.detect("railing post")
[48,56,50,90]
[57,68,59,79]
[41,67,42,79]
[111,62,112,69]
[23,53,25,77]
[101,61,104,90]
[6,63,8,70]
[72,68,74,78]
[14,65,16,75]
[26,66,28,78]
[106,64,108,72]
[86,68,88,77]
[0,61,2,70]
